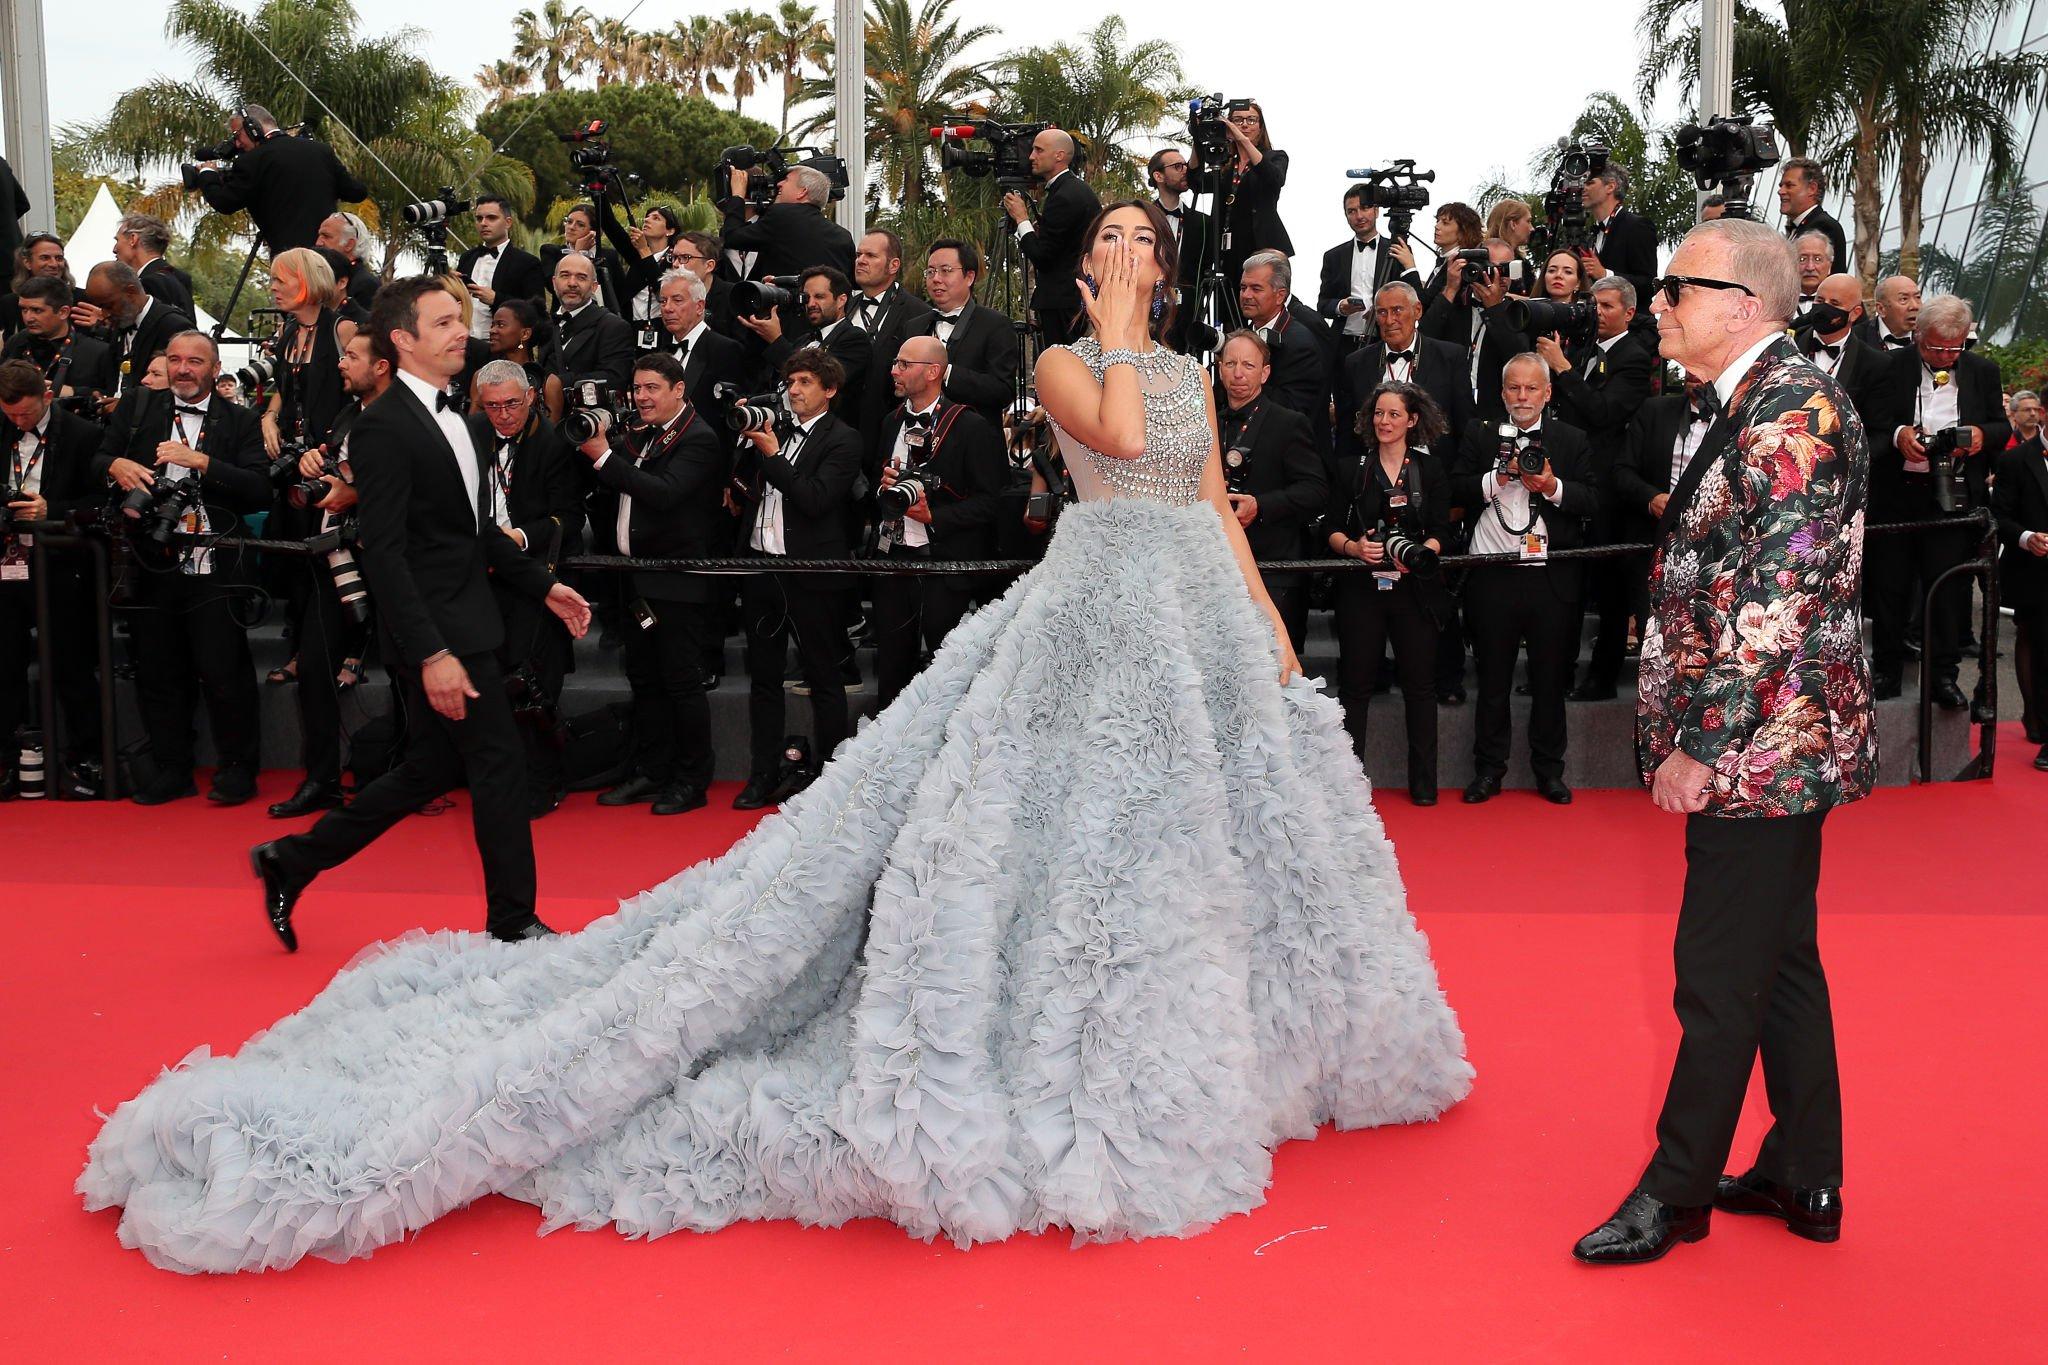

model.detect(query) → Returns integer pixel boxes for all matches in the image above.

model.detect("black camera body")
[286,454,343,511]
[1453,247,1525,296]
[718,143,850,205]
[1343,160,1436,243]
[116,474,204,553]
[1531,138,1609,257]
[1373,519,1439,576]
[732,275,802,320]
[878,421,939,517]
[1510,297,1598,347]
[1675,115,1782,218]
[178,135,241,192]
[561,377,619,446]
[1188,94,1252,163]
[1919,425,1973,515]
[931,120,1048,193]
[0,482,22,535]
[726,387,787,434]
[1494,423,1547,480]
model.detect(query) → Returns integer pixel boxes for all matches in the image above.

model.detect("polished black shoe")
[2033,745,2048,772]
[250,840,309,952]
[526,785,566,819]
[1573,1189,1711,1265]
[208,767,257,806]
[596,775,661,807]
[1933,679,1968,710]
[267,779,342,819]
[1568,680,1617,702]
[1436,686,1466,706]
[1409,783,1438,808]
[771,763,821,804]
[2026,719,2044,745]
[652,784,708,816]
[1871,671,1903,701]
[1714,1167,1842,1243]
[1536,775,1574,805]
[733,774,779,810]
[1462,773,1503,804]
[132,774,198,806]
[492,920,558,943]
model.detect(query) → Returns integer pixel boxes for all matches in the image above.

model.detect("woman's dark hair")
[1077,198,1180,344]
[1544,248,1588,299]
[493,297,549,354]
[1436,202,1484,249]
[1358,380,1448,448]
[641,205,680,237]
[1240,100,1273,154]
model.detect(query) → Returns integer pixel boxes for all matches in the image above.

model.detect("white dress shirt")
[612,411,683,556]
[1012,169,1068,241]
[1346,235,1382,337]
[1470,416,1569,561]
[397,368,480,528]
[1901,362,1963,472]
[887,396,942,549]
[468,244,502,338]
[749,412,824,556]
[7,412,50,552]
[1671,404,1715,491]
[1806,332,1851,378]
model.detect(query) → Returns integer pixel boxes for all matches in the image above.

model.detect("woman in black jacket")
[1193,100,1291,294]
[1326,380,1453,805]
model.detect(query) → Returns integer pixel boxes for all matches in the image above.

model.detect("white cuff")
[1014,221,1035,240]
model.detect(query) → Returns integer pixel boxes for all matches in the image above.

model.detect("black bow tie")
[1884,334,1913,348]
[1597,218,1613,232]
[672,336,690,359]
[1386,349,1413,366]
[937,311,961,324]
[1356,237,1379,252]
[174,402,207,417]
[435,389,459,412]
[1799,294,1816,304]
[1161,205,1184,219]
[1816,342,1841,360]
[481,245,502,259]
[1690,388,1722,423]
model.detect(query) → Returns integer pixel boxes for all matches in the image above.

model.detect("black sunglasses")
[1655,274,1757,306]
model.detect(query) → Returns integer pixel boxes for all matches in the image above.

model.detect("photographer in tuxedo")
[189,105,367,255]
[549,251,634,394]
[252,277,592,950]
[0,232,78,342]
[1,277,117,403]
[732,346,863,810]
[1320,185,1423,352]
[1451,353,1596,805]
[1579,165,1659,309]
[849,228,934,449]
[0,361,107,795]
[719,164,856,310]
[1147,148,1212,352]
[1237,251,1331,451]
[742,266,872,433]
[472,360,585,817]
[910,239,1020,432]
[458,196,547,342]
[1577,219,1873,1266]
[95,331,268,805]
[868,334,1008,707]
[578,352,725,817]
[1421,239,1524,422]
[1848,294,2006,705]
[1216,331,1328,654]
[1003,129,1101,345]
[1797,273,1875,386]
[1779,157,1847,274]
[651,269,745,434]
[1540,277,1657,700]
[1334,282,1474,468]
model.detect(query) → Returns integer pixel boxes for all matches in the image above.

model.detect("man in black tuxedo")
[85,262,193,398]
[1334,282,1474,468]
[1148,148,1215,352]
[1216,331,1328,652]
[1238,251,1332,451]
[731,346,863,809]
[1993,426,2048,767]
[907,239,1020,432]
[539,205,626,315]
[2,277,117,402]
[1849,294,2007,705]
[548,251,635,394]
[1854,274,1921,351]
[1797,273,1877,389]
[253,278,593,949]
[114,213,195,319]
[651,269,745,434]
[94,331,269,805]
[0,361,107,793]
[1614,387,1712,561]
[0,233,81,341]
[719,164,856,314]
[1451,354,1597,804]
[868,335,1009,706]
[1580,165,1660,311]
[1420,243,1524,423]
[458,196,547,342]
[1778,157,1848,274]
[316,213,382,313]
[191,105,367,255]
[575,352,726,817]
[743,266,873,434]
[849,228,935,450]
[1003,129,1100,345]
[471,359,585,817]
[1540,277,1658,699]
[1319,185,1424,352]
[672,231,739,340]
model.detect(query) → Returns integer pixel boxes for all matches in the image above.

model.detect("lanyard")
[11,426,46,487]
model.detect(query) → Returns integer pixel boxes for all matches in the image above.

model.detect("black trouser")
[287,566,348,787]
[2013,602,2048,743]
[1034,306,1081,347]
[1641,809,1841,1207]
[1268,580,1308,658]
[498,587,572,796]
[1584,547,1648,690]
[1868,488,1975,682]
[743,570,848,776]
[871,548,972,709]
[1463,565,1576,782]
[1332,572,1439,790]
[620,593,715,791]
[278,651,538,936]
[127,574,259,780]
[0,568,102,765]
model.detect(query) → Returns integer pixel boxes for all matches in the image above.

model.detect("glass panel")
[2027,0,2048,44]
[1998,0,2036,49]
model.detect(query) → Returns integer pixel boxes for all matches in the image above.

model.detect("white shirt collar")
[905,394,942,420]
[793,411,824,436]
[133,296,154,328]
[564,300,594,321]
[1790,205,1814,227]
[1598,331,1626,354]
[1712,332,1783,411]
[1512,414,1545,435]
[681,319,709,349]
[1044,168,1068,190]
[396,367,453,411]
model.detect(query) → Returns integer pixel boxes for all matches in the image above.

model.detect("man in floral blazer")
[1576,220,1875,1267]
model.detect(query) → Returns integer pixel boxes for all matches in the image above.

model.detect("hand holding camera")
[1227,492,1259,527]
[106,458,155,493]
[155,439,208,474]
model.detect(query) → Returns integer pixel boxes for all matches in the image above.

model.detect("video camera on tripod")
[1187,95,1255,191]
[399,186,472,278]
[929,120,1049,193]
[559,119,643,200]
[1532,138,1609,257]
[1675,115,1782,220]
[717,143,850,205]
[1342,160,1436,242]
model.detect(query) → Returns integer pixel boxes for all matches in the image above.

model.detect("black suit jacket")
[197,133,366,254]
[1317,237,1422,338]
[1451,415,1599,598]
[92,389,268,593]
[137,257,195,319]
[1848,346,2008,514]
[1018,172,1101,314]
[1419,294,1525,423]
[739,412,864,559]
[1209,150,1293,269]
[469,411,585,565]
[1612,394,1696,541]
[1217,398,1329,569]
[909,302,1020,432]
[1333,334,1476,466]
[346,378,555,667]
[1798,327,1877,393]
[1550,329,1659,483]
[854,287,935,449]
[642,325,746,435]
[765,318,872,432]
[870,400,1009,559]
[549,302,635,394]
[718,202,856,285]
[587,406,726,603]
[111,301,196,394]
[1252,306,1333,451]
[461,243,548,313]
[2,329,117,402]
[1786,206,1848,275]
[6,404,104,523]
[1591,207,1659,307]
[1994,436,2048,610]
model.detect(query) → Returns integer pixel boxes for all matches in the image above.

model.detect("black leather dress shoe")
[2033,745,2048,772]
[268,779,342,819]
[1536,775,1574,805]
[1872,671,1903,701]
[1568,681,1617,702]
[491,920,557,943]
[1573,1190,1711,1264]
[596,775,661,807]
[652,784,707,816]
[2026,719,2044,745]
[133,775,198,806]
[1462,773,1502,804]
[250,841,310,952]
[208,768,257,806]
[1409,783,1438,808]
[1714,1167,1843,1243]
[732,774,779,810]
[527,785,566,819]
[1933,679,1968,710]
[771,763,821,804]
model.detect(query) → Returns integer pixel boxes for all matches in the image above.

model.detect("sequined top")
[1049,338,1212,508]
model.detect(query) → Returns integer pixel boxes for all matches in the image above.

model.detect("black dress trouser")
[1463,565,1576,781]
[127,574,260,779]
[871,547,972,709]
[279,651,539,936]
[621,593,715,791]
[499,587,573,795]
[1642,808,1842,1207]
[287,566,347,787]
[1332,572,1439,789]
[1867,484,1974,682]
[0,570,101,763]
[743,570,848,776]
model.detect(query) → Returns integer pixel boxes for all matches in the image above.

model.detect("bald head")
[1029,128,1076,180]
[893,333,948,405]
[1874,274,1922,335]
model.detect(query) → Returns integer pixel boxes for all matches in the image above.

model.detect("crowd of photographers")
[0,99,2035,815]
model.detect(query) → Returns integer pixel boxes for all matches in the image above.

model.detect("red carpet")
[3,746,2042,1360]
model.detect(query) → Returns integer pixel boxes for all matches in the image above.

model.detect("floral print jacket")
[1637,337,1877,817]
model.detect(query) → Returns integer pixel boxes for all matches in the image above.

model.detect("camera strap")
[10,425,47,490]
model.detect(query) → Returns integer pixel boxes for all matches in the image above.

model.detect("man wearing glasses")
[1846,294,2008,705]
[1575,220,1874,1266]
[867,334,1008,707]
[910,239,1019,433]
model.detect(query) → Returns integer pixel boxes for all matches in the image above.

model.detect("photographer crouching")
[184,104,367,256]
[868,334,1008,708]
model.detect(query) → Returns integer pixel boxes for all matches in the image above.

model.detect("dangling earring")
[1150,279,1167,324]
[1081,270,1098,295]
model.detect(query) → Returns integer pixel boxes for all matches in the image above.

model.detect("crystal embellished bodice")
[1050,338,1211,507]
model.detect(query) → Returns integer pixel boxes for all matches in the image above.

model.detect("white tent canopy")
[61,183,264,371]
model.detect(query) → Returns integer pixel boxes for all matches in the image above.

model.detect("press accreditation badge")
[1520,531,1549,562]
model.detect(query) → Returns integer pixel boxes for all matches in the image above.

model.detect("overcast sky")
[38,0,1650,255]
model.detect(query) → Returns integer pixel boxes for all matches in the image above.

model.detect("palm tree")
[476,59,533,110]
[764,1,832,138]
[588,17,656,88]
[660,15,722,97]
[1638,0,1832,160]
[510,0,594,93]
[996,18,1188,193]
[1532,92,1699,248]
[712,9,774,115]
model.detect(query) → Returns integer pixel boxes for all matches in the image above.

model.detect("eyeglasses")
[479,398,528,414]
[890,359,942,370]
[1655,274,1758,306]
[1920,341,1967,356]
[923,265,962,278]
[672,252,707,265]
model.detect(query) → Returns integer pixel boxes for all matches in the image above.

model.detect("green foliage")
[478,84,776,229]
[50,147,145,239]
[994,18,1191,197]
[1523,91,1697,248]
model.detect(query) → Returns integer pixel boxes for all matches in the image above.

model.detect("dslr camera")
[561,377,619,445]
[1675,115,1782,218]
[1508,297,1597,345]
[304,518,371,625]
[877,419,937,517]
[1371,519,1439,576]
[732,274,802,320]
[930,120,1048,193]
[717,143,849,206]
[115,475,204,555]
[1919,425,1973,515]
[1534,137,1608,257]
[725,385,788,434]
[1494,423,1547,480]
[1453,247,1524,295]
[0,482,24,535]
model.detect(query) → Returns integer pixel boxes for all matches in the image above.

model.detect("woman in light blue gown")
[79,201,1473,1274]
